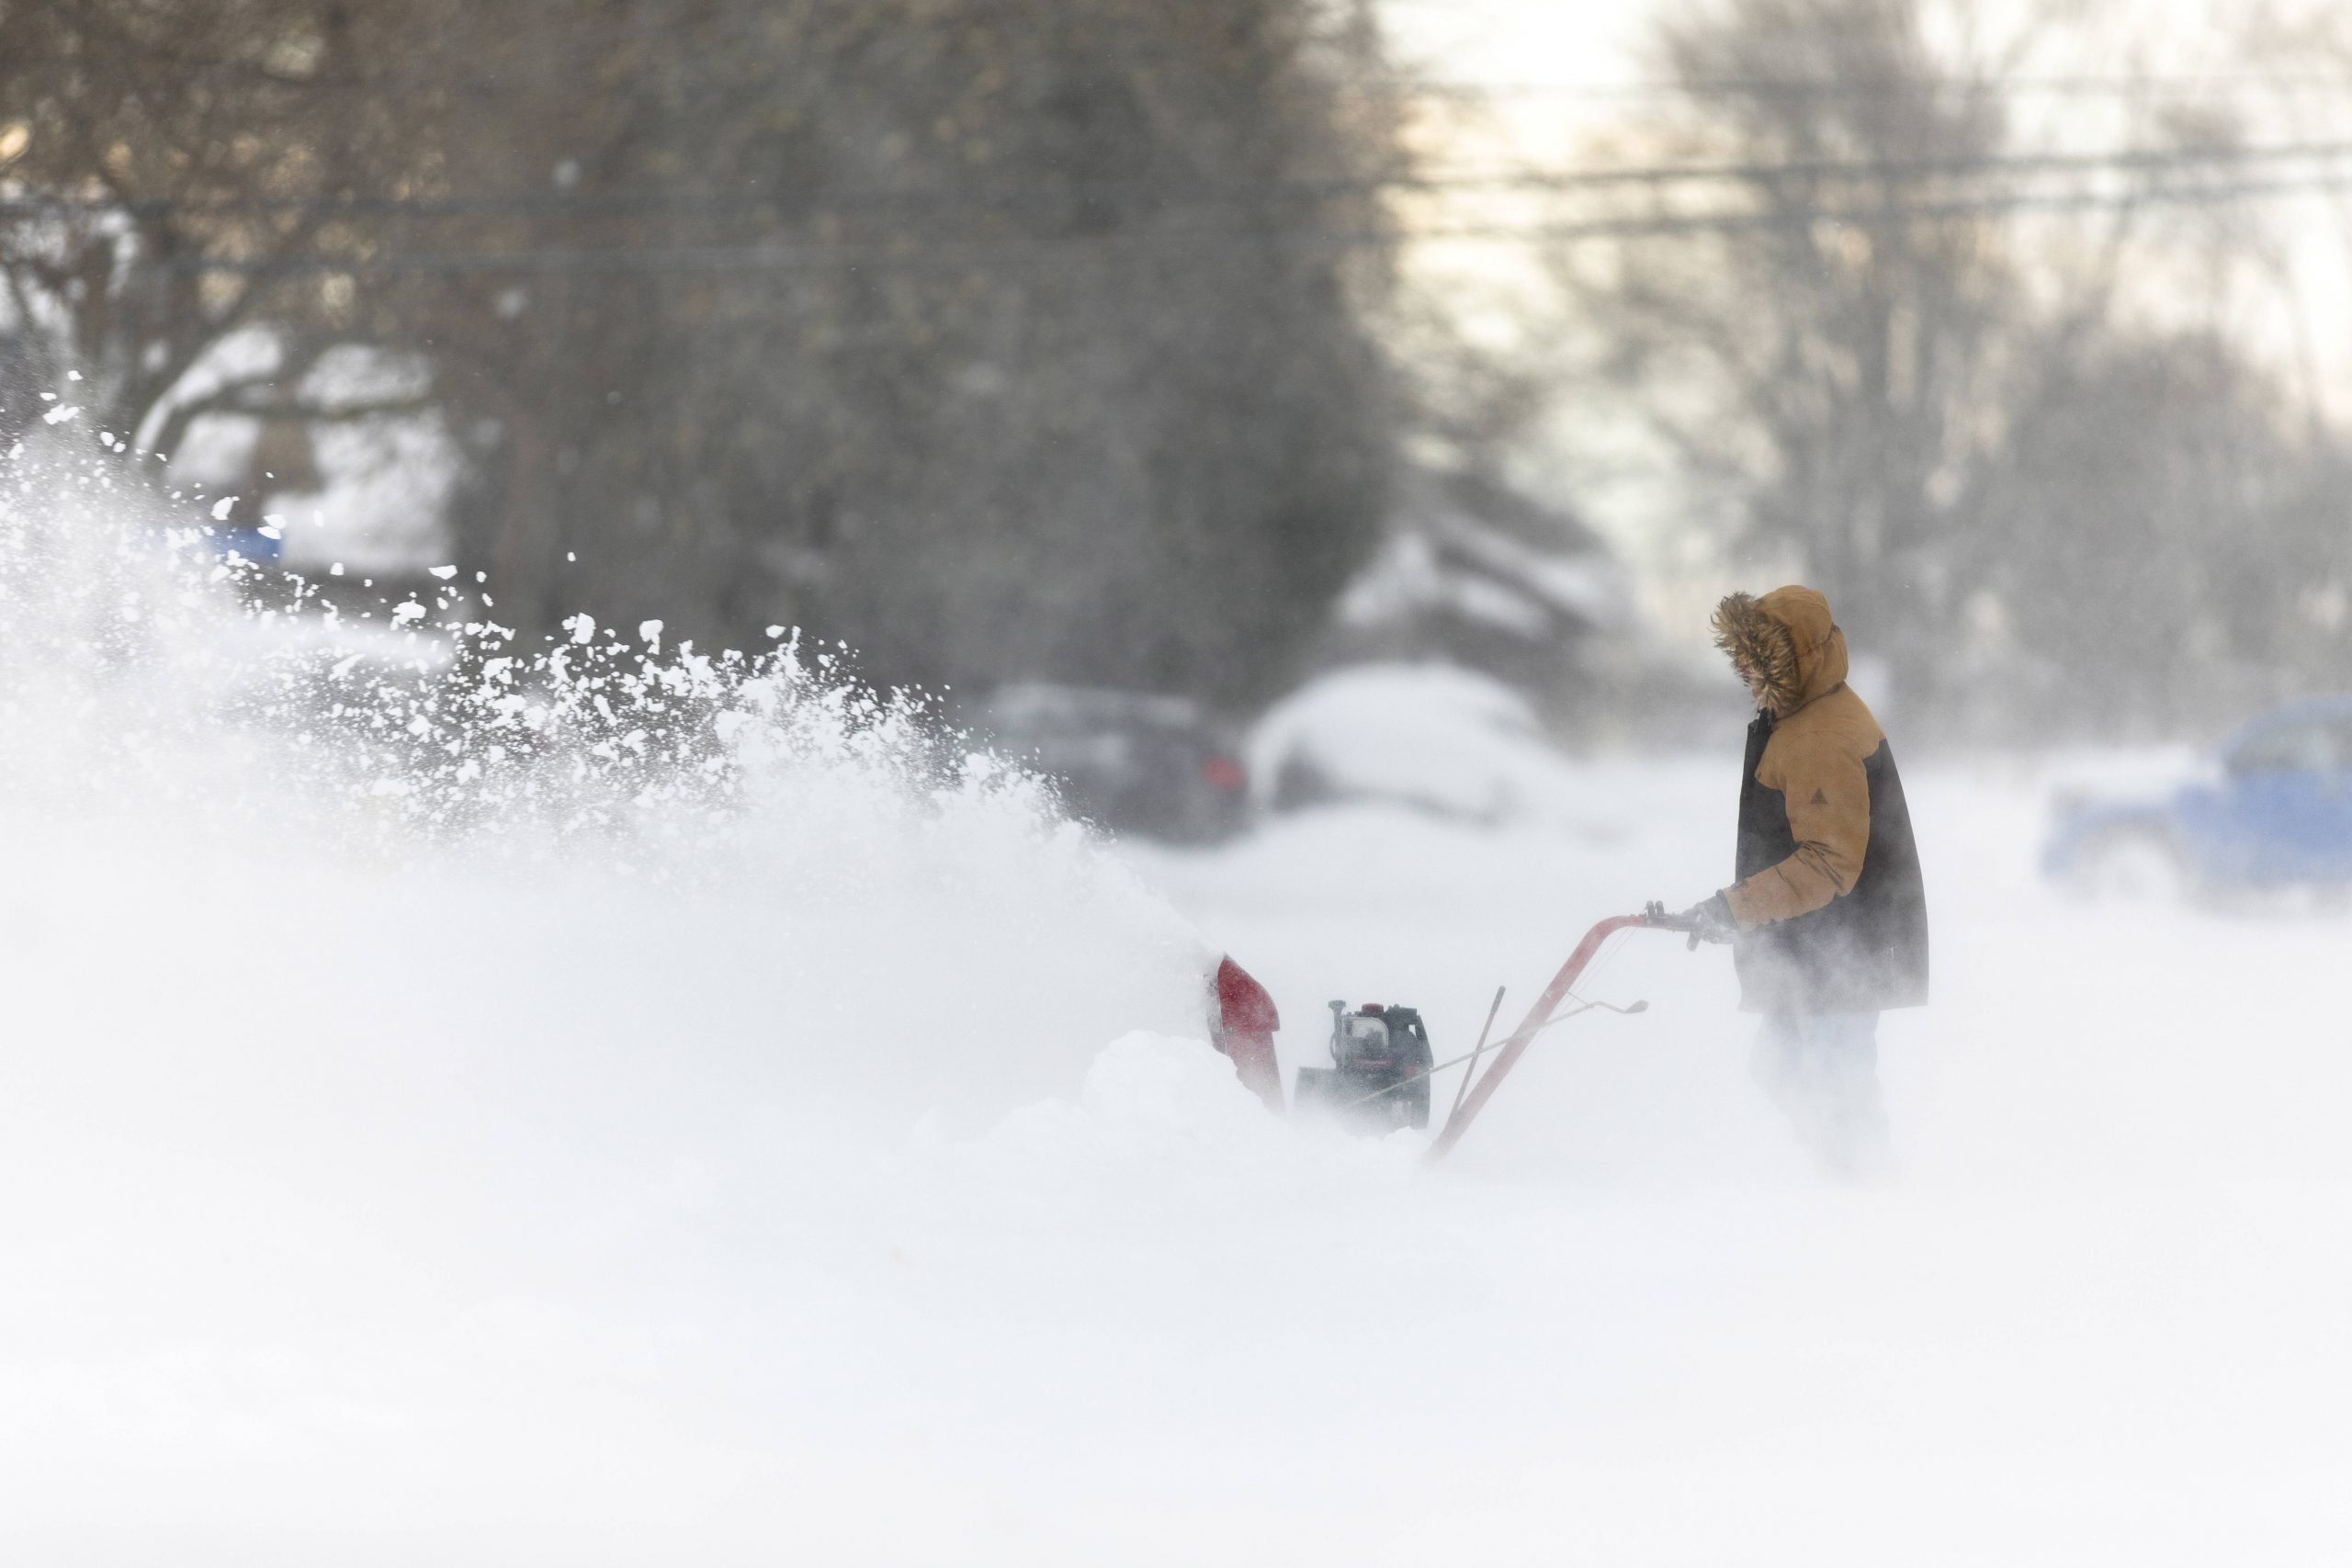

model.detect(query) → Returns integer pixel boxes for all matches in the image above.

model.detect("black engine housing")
[1294,1001,1433,1133]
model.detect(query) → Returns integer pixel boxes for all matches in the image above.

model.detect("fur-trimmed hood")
[1713,585,1849,716]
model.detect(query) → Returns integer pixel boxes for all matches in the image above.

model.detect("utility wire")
[127,165,2352,276]
[1392,72,2352,101]
[19,48,2352,102]
[9,138,2352,220]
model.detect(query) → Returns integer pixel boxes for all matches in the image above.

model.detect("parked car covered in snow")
[2043,696,2352,897]
[975,683,1250,843]
[1249,662,1578,823]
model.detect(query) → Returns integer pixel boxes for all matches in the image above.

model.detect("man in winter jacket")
[1678,586,1928,1177]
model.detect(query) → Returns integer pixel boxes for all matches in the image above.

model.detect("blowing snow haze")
[6,0,2352,1561]
[6,432,2350,1562]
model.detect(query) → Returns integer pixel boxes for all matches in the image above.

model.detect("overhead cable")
[135,166,2352,277]
[8,137,2352,220]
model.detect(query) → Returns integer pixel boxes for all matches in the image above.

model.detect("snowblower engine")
[1294,1001,1434,1133]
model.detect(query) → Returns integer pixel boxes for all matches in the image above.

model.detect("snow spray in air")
[0,419,1242,1559]
[0,424,1212,1134]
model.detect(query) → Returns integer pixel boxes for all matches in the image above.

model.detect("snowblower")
[1213,903,1704,1160]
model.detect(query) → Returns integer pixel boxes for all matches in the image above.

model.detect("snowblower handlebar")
[1425,909,1693,1162]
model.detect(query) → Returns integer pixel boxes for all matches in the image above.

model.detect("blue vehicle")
[2044,696,2352,897]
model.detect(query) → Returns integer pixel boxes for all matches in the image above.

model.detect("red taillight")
[1203,755,1245,791]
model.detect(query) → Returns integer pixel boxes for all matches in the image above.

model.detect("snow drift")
[0,432,1235,1562]
[6,431,2350,1566]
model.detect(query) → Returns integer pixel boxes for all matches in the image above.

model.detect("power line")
[1420,139,2352,192]
[20,47,2352,102]
[1392,72,2352,101]
[1486,167,2352,243]
[9,138,2352,221]
[135,166,2352,276]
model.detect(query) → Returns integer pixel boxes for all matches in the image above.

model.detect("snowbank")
[4,434,2349,1564]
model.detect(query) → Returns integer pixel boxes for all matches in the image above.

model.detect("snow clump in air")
[0,418,1216,1122]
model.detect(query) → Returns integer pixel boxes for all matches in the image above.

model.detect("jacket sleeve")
[1724,739,1871,927]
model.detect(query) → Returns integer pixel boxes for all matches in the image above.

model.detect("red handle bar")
[1425,912,1679,1162]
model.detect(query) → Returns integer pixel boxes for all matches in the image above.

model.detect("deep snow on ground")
[4,451,2348,1565]
[15,767,2350,1565]
[1126,768,2352,1561]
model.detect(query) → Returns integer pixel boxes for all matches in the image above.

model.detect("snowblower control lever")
[1641,898,1711,951]
[1425,906,1697,1162]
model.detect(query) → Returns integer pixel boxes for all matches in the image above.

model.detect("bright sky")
[1377,0,2352,388]
[1374,0,2352,635]
[1381,0,1646,90]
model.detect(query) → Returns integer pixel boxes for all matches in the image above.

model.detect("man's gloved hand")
[1678,891,1738,947]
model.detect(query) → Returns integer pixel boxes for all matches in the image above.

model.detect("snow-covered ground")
[4,447,2347,1564]
[13,759,2350,1563]
[1128,766,2352,1561]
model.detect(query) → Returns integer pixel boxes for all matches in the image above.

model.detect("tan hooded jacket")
[1713,586,1881,927]
[1711,585,1928,1012]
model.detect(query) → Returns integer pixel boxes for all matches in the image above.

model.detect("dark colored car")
[2043,696,2352,897]
[976,682,1250,843]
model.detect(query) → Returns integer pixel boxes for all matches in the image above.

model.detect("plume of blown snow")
[0,428,1215,1131]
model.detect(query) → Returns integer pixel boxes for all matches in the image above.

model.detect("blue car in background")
[2044,696,2352,898]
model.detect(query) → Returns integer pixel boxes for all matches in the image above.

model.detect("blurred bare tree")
[1979,329,2336,732]
[1555,0,2352,736]
[1555,0,2030,716]
[0,3,432,449]
[0,0,1406,704]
